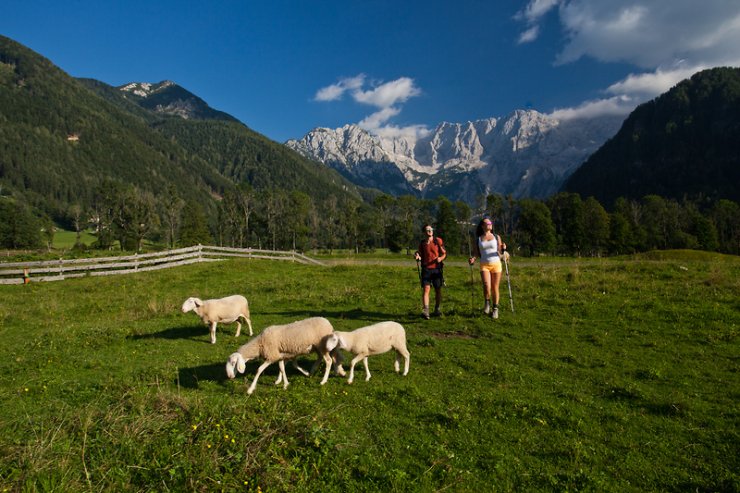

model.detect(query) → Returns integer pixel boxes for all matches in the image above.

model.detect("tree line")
[1,184,738,257]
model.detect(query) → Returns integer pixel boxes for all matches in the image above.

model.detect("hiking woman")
[468,217,506,319]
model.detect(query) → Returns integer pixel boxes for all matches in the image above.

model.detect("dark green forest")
[1,35,738,256]
[564,67,740,205]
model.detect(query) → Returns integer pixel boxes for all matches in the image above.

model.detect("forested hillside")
[0,35,229,221]
[563,67,740,206]
[0,35,361,231]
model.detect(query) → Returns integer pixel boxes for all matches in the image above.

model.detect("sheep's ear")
[337,334,348,349]
[226,354,238,379]
[325,334,339,352]
[193,298,203,307]
[236,354,247,374]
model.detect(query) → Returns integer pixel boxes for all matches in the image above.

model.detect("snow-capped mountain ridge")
[286,110,623,202]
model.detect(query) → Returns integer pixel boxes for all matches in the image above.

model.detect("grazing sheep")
[181,295,253,344]
[325,321,410,384]
[225,317,340,394]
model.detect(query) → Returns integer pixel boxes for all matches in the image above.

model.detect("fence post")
[59,257,63,279]
[134,252,138,272]
[198,244,202,262]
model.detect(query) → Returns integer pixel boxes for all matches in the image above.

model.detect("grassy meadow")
[0,251,738,492]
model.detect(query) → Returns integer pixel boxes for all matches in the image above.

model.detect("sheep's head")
[226,353,248,379]
[181,297,202,313]
[325,333,346,352]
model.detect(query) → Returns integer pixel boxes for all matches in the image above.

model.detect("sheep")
[325,321,410,384]
[225,317,342,394]
[181,295,253,344]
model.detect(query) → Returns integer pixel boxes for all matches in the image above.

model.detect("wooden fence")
[0,245,325,285]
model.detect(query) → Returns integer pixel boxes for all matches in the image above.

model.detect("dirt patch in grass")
[430,331,479,339]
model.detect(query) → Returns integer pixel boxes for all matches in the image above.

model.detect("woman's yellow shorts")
[480,260,502,274]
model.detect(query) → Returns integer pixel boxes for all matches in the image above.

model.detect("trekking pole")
[466,230,475,315]
[503,249,514,313]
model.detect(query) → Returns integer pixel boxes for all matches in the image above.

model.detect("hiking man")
[414,224,447,319]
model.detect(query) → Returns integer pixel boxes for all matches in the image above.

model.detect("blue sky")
[3,0,740,142]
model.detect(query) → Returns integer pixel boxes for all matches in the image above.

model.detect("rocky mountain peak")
[287,110,623,203]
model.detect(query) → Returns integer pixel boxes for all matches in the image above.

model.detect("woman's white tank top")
[479,235,500,263]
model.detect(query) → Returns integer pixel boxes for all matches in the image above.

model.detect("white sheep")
[325,321,410,384]
[181,295,253,344]
[225,317,341,394]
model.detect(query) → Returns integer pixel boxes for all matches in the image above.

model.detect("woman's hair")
[476,217,493,237]
[421,224,434,234]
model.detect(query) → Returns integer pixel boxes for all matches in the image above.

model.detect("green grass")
[0,253,738,491]
[52,229,98,249]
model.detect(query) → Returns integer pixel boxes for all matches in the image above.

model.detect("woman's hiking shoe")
[492,307,499,319]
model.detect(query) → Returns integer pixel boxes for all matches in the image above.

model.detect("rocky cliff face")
[287,110,623,202]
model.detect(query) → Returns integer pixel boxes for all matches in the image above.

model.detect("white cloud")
[521,0,740,119]
[314,74,366,102]
[516,0,560,24]
[555,0,740,68]
[518,26,540,44]
[316,74,427,137]
[549,95,634,120]
[605,65,706,97]
[358,107,401,130]
[352,77,421,108]
[515,0,560,43]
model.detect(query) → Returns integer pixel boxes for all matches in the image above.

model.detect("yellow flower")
[192,424,198,431]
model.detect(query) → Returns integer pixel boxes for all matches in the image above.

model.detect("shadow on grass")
[264,308,479,325]
[177,362,229,388]
[176,359,319,389]
[127,325,212,343]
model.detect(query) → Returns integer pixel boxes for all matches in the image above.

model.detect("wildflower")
[192,424,198,431]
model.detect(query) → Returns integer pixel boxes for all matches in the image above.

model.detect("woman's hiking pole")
[503,250,514,313]
[466,230,475,315]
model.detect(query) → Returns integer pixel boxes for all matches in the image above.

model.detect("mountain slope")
[81,78,362,200]
[287,111,623,203]
[0,35,362,225]
[562,67,740,205]
[0,35,229,219]
[118,80,239,122]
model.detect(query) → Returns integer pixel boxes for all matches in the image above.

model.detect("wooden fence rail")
[0,245,325,285]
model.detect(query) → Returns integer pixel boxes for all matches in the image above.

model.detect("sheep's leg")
[278,360,289,389]
[347,354,365,384]
[363,357,371,381]
[209,322,217,344]
[293,360,310,376]
[247,360,273,395]
[401,349,410,376]
[394,352,400,373]
[246,317,253,336]
[319,352,333,385]
[331,349,346,376]
[234,321,242,338]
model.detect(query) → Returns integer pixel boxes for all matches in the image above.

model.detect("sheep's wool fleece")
[242,317,333,360]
